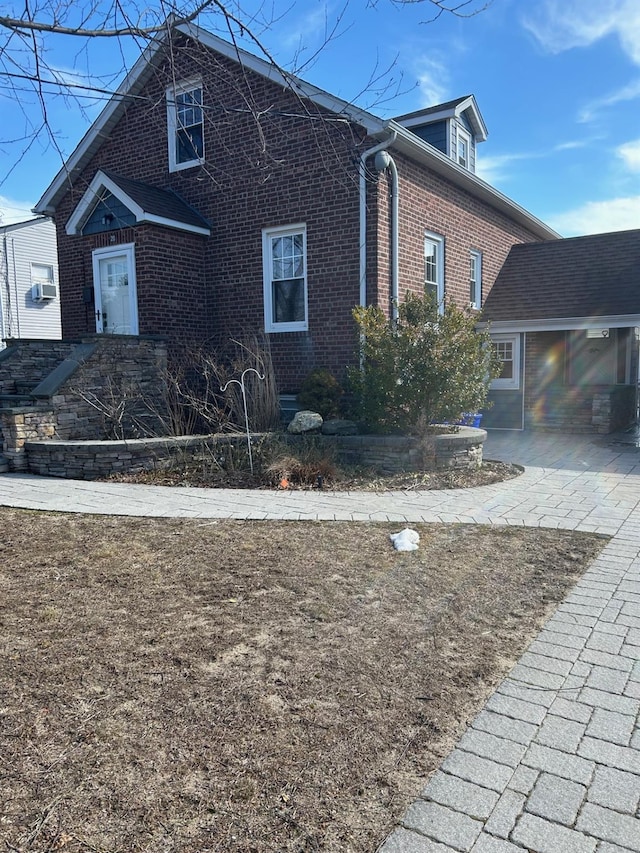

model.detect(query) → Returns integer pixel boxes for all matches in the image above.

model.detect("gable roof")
[66,170,211,236]
[33,21,556,241]
[394,94,488,142]
[482,229,640,330]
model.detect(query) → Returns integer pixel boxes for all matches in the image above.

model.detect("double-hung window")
[424,232,445,311]
[469,249,482,309]
[167,79,204,171]
[263,225,308,332]
[456,128,471,169]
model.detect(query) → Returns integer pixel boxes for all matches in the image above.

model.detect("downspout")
[0,236,7,343]
[373,149,399,324]
[10,238,20,339]
[359,130,397,313]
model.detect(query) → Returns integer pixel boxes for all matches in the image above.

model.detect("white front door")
[92,244,138,335]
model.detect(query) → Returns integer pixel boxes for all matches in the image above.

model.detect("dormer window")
[167,79,205,172]
[457,128,471,169]
[393,95,487,175]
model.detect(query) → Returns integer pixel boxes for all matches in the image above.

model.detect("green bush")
[296,368,343,419]
[348,292,502,434]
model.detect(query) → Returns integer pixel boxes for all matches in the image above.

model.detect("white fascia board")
[478,315,640,333]
[397,96,487,142]
[142,212,210,235]
[388,122,559,241]
[35,23,386,218]
[34,35,167,216]
[66,170,210,236]
[176,22,386,134]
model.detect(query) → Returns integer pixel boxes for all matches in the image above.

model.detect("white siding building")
[0,217,61,348]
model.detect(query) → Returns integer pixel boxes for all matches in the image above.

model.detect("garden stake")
[220,367,265,475]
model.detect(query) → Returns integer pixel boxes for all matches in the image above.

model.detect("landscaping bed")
[0,510,605,852]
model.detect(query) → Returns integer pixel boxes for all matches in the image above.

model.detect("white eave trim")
[65,170,210,236]
[478,315,640,333]
[33,22,386,216]
[34,35,166,216]
[397,95,487,142]
[177,21,385,135]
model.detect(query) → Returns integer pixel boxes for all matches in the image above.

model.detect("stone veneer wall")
[0,337,168,470]
[24,428,486,480]
[0,407,57,471]
[0,339,78,394]
[592,387,636,434]
[46,336,168,441]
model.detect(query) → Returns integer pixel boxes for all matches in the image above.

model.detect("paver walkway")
[1,430,640,852]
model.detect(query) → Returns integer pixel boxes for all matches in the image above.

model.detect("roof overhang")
[479,315,640,333]
[34,21,386,217]
[32,21,556,245]
[386,123,559,241]
[66,170,211,236]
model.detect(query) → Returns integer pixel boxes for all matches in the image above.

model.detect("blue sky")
[1,0,639,236]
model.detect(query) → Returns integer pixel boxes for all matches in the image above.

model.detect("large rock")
[321,418,358,436]
[288,410,323,434]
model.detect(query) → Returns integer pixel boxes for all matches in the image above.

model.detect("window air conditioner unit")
[33,281,58,302]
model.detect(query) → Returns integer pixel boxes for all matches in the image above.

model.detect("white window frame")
[456,127,472,169]
[469,249,482,309]
[167,78,205,172]
[424,232,445,313]
[31,263,54,286]
[262,224,308,333]
[491,334,520,390]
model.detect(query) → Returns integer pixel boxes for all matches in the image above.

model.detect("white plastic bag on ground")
[389,528,420,552]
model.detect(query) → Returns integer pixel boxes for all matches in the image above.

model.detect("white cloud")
[414,56,449,108]
[549,196,640,237]
[0,195,37,226]
[476,141,585,186]
[617,138,640,172]
[475,152,531,186]
[578,78,640,122]
[523,0,640,64]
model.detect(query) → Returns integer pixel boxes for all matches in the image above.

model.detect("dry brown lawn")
[0,508,605,852]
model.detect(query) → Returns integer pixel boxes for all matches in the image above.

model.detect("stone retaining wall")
[24,428,486,479]
[0,336,168,470]
[0,407,57,471]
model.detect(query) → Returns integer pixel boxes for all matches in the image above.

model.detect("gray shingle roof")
[101,171,210,231]
[483,229,640,322]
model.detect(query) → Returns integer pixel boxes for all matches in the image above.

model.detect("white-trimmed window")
[263,225,308,333]
[491,334,520,390]
[167,79,204,171]
[456,128,471,169]
[424,232,445,311]
[31,263,56,300]
[469,249,482,309]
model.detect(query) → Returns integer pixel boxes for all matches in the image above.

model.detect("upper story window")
[469,249,482,309]
[424,232,445,311]
[456,128,471,169]
[263,225,308,333]
[167,79,204,172]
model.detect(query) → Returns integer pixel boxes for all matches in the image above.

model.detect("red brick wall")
[54,36,369,393]
[54,33,547,396]
[368,152,546,317]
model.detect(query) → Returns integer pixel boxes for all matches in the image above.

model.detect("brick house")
[32,19,558,419]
